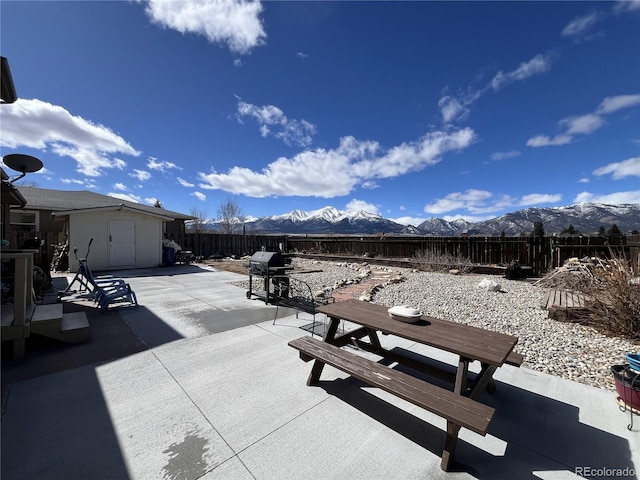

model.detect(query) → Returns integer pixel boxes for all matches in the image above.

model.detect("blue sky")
[1,1,639,225]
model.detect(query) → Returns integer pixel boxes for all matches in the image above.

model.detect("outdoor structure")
[9,187,193,272]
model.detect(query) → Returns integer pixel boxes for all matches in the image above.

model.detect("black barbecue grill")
[246,251,292,303]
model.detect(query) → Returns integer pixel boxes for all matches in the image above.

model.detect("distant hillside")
[193,203,639,236]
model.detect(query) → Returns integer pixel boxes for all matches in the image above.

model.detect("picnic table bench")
[288,299,521,471]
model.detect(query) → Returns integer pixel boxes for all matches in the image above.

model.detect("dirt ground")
[202,260,249,276]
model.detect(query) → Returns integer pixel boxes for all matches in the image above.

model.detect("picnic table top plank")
[316,299,518,366]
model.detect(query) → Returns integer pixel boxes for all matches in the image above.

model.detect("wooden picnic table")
[289,298,520,471]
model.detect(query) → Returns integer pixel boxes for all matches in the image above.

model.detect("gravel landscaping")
[229,257,639,391]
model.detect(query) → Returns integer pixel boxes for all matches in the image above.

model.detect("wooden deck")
[541,289,589,322]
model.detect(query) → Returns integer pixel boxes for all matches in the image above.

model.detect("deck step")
[1,303,36,326]
[60,312,90,343]
[30,306,89,343]
[31,303,64,323]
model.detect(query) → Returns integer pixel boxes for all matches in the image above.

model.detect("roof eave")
[53,204,176,221]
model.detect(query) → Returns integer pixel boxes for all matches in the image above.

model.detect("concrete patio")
[1,264,638,479]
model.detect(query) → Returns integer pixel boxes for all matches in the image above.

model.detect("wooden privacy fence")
[169,233,638,277]
[12,230,636,277]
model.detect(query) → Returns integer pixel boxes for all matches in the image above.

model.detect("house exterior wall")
[68,210,163,272]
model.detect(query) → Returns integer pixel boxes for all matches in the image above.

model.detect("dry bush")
[412,250,473,273]
[578,252,640,340]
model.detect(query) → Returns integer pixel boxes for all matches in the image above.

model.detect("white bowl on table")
[388,305,423,324]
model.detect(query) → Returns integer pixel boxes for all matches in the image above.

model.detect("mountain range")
[199,203,640,236]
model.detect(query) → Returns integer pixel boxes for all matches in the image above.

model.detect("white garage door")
[109,220,135,267]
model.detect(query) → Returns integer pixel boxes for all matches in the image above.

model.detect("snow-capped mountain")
[417,217,473,236]
[199,203,639,236]
[467,203,640,236]
[245,206,412,234]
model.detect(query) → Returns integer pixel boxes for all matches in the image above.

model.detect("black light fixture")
[1,56,18,104]
[3,153,43,183]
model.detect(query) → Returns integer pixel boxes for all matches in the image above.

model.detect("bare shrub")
[577,252,640,340]
[412,250,473,273]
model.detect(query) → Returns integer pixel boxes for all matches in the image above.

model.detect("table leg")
[468,364,498,400]
[442,357,471,470]
[366,327,382,349]
[307,316,342,385]
[454,357,470,395]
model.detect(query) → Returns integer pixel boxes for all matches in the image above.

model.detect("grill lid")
[249,251,286,275]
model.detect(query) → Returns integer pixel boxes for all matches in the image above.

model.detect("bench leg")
[307,359,325,385]
[441,421,461,471]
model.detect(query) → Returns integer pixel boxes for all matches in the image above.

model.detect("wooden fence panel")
[135,232,635,277]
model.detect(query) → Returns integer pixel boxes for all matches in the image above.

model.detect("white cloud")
[145,197,160,205]
[424,189,494,214]
[438,96,469,123]
[559,114,605,135]
[561,11,603,38]
[592,157,640,179]
[360,180,379,189]
[596,94,640,114]
[0,98,140,176]
[296,52,309,59]
[526,134,573,147]
[177,177,195,187]
[345,199,379,215]
[424,189,560,214]
[114,183,128,191]
[439,53,550,124]
[579,177,590,184]
[198,128,475,198]
[236,100,317,147]
[139,0,266,55]
[519,193,562,205]
[147,157,181,172]
[131,169,151,181]
[491,54,551,91]
[491,150,520,161]
[108,192,143,203]
[61,178,87,185]
[192,191,207,201]
[528,93,640,148]
[392,216,427,226]
[574,190,640,204]
[613,1,640,14]
[351,129,476,179]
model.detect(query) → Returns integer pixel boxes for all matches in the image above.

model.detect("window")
[10,209,38,232]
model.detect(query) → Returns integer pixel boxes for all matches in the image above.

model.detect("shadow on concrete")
[1,296,190,479]
[315,347,636,478]
[99,264,227,279]
[1,365,132,480]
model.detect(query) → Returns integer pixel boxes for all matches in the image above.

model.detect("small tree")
[216,198,245,235]
[560,224,580,236]
[607,224,622,236]
[598,226,606,236]
[188,208,209,233]
[154,199,163,208]
[531,221,545,238]
[607,223,623,245]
